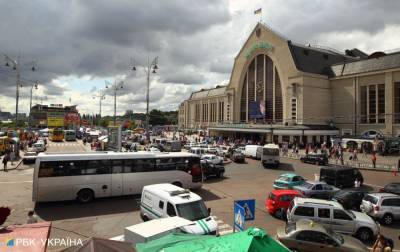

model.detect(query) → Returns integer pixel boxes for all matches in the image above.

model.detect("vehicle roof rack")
[169,189,191,197]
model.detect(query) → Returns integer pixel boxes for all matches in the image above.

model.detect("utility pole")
[92,89,106,125]
[132,56,158,141]
[28,81,39,130]
[106,80,124,126]
[4,54,36,129]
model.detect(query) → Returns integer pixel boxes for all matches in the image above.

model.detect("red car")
[266,189,303,219]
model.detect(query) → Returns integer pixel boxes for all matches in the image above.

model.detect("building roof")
[330,52,400,77]
[189,86,227,100]
[288,41,358,77]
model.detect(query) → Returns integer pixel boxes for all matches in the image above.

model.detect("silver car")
[293,181,339,199]
[360,193,400,225]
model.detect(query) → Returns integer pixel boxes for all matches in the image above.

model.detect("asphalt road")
[1,140,399,250]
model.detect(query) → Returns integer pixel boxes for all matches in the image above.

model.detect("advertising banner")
[249,101,265,119]
[47,112,64,127]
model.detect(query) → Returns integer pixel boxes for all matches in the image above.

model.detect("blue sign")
[235,199,256,221]
[233,203,245,232]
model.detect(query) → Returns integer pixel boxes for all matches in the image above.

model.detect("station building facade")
[178,23,400,145]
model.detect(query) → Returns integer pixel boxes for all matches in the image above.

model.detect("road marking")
[212,215,232,235]
[0,180,32,184]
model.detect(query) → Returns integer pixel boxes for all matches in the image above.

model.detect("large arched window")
[240,54,283,123]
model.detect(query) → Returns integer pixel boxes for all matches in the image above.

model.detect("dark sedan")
[379,182,400,195]
[200,160,225,179]
[332,190,366,211]
[22,151,37,164]
[300,153,328,165]
[231,151,245,163]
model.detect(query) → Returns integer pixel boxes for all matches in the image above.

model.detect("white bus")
[261,144,280,168]
[64,130,76,141]
[33,152,202,203]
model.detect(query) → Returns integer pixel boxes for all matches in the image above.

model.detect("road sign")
[235,199,256,221]
[233,202,245,232]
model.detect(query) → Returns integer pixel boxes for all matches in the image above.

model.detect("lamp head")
[132,66,136,71]
[152,69,156,74]
[5,61,9,67]
[153,64,158,70]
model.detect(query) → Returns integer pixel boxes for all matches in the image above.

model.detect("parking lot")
[1,140,400,250]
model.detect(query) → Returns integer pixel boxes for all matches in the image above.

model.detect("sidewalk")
[282,151,398,172]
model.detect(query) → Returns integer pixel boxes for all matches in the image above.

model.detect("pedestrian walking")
[372,152,377,168]
[2,153,8,172]
[353,149,358,161]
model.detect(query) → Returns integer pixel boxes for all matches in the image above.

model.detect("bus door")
[111,160,124,196]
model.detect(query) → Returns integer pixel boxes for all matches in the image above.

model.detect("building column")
[385,72,394,136]
[208,100,211,126]
[272,64,276,122]
[246,71,249,123]
[216,99,220,124]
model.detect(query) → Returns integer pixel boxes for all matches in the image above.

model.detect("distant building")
[0,111,12,121]
[179,23,400,145]
[30,104,80,129]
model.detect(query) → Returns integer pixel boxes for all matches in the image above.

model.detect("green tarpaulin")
[136,228,290,252]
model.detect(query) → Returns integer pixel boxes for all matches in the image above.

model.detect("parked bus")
[32,152,202,203]
[261,143,280,168]
[49,129,64,142]
[64,130,76,141]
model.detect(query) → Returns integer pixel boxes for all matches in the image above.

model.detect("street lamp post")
[28,81,39,130]
[106,81,124,126]
[132,56,158,141]
[4,54,36,129]
[92,89,106,125]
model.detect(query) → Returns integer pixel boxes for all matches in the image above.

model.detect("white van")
[261,144,280,167]
[140,183,218,235]
[244,145,262,159]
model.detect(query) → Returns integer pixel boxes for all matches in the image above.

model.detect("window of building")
[291,98,297,120]
[368,85,376,123]
[360,86,367,123]
[378,84,385,123]
[275,68,283,122]
[395,82,400,123]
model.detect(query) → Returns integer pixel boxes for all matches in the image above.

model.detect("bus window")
[84,160,110,175]
[112,160,124,174]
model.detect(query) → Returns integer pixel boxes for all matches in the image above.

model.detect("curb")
[281,155,397,173]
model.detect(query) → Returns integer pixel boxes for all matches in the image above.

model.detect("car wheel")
[140,213,149,222]
[77,189,94,203]
[275,208,286,220]
[356,227,373,242]
[382,213,394,225]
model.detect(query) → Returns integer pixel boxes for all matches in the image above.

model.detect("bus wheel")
[172,182,183,188]
[77,189,94,203]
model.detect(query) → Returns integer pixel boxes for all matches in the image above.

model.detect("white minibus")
[261,143,280,168]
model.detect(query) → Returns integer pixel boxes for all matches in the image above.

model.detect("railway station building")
[178,23,400,145]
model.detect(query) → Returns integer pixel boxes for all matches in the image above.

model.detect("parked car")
[287,197,380,242]
[266,189,303,219]
[293,181,339,199]
[22,151,37,164]
[216,146,231,157]
[300,153,328,165]
[332,190,366,211]
[200,160,225,179]
[360,193,400,225]
[273,173,306,190]
[320,166,364,188]
[379,182,400,195]
[231,150,245,163]
[201,154,223,165]
[206,146,218,154]
[33,141,46,153]
[277,219,368,252]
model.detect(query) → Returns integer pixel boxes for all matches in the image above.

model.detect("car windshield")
[263,148,279,155]
[363,194,378,204]
[326,227,344,244]
[345,209,356,219]
[278,175,291,182]
[301,182,314,189]
[176,200,209,221]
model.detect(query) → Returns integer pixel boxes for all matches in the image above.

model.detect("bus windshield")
[176,200,209,221]
[263,148,279,156]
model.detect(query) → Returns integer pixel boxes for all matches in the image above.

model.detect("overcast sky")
[0,0,399,116]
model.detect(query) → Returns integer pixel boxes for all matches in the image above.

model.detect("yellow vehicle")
[49,129,64,142]
[0,136,9,155]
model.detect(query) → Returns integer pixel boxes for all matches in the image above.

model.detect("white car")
[201,154,223,165]
[33,142,46,152]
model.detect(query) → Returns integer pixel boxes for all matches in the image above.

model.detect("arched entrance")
[239,54,283,123]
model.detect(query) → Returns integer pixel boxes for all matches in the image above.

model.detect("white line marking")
[219,229,233,235]
[0,180,32,184]
[218,224,231,230]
